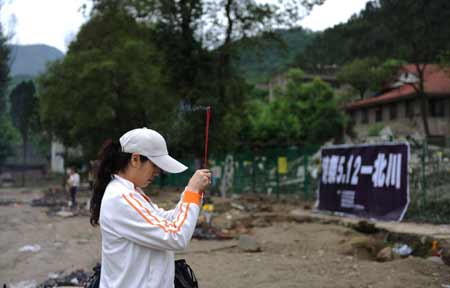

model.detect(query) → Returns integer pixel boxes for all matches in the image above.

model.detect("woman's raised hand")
[187,169,211,193]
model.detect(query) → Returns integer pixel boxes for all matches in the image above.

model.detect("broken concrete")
[238,235,261,252]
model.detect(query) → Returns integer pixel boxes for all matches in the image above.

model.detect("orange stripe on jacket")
[121,194,169,233]
[122,194,190,233]
[176,203,190,233]
[130,193,178,229]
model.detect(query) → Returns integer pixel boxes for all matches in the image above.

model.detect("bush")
[367,123,384,137]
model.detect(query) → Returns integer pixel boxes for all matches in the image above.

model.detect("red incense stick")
[203,106,211,169]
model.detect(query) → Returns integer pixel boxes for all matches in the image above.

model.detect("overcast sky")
[1,0,370,53]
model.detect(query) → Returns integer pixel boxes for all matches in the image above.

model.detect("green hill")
[9,44,64,77]
[235,27,317,84]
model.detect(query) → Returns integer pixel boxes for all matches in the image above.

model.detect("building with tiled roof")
[346,64,450,144]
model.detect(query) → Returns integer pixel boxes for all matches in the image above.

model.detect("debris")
[201,204,214,224]
[37,269,90,287]
[19,244,41,253]
[0,199,19,206]
[392,244,413,257]
[431,240,440,256]
[238,234,261,252]
[231,203,245,211]
[30,187,66,207]
[47,273,60,279]
[0,172,15,187]
[440,244,450,266]
[376,247,393,262]
[55,211,75,218]
[192,224,232,240]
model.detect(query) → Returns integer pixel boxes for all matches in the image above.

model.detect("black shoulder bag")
[174,259,199,288]
[85,260,198,288]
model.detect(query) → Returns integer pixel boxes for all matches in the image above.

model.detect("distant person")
[90,128,210,288]
[67,167,80,209]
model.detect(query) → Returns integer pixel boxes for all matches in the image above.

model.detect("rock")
[56,211,75,218]
[376,247,393,262]
[348,236,376,251]
[19,244,41,253]
[231,202,246,211]
[427,256,445,265]
[238,235,261,252]
[340,235,379,260]
[251,217,271,228]
[440,245,450,266]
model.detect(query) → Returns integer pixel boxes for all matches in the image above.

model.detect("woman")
[90,128,211,288]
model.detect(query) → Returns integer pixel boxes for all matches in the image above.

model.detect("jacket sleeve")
[149,190,195,221]
[102,189,201,251]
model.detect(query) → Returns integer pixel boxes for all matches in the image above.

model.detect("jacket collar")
[113,174,135,191]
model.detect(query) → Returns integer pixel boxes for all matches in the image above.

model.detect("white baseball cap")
[119,128,188,173]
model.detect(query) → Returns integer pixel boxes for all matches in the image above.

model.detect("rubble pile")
[37,269,91,288]
[30,187,67,208]
[192,195,298,240]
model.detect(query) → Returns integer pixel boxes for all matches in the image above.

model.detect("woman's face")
[132,155,161,188]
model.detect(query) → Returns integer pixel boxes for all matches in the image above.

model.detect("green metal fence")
[154,147,320,201]
[404,142,450,223]
[154,141,450,223]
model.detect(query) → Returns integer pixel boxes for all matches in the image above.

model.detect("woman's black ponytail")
[90,139,131,226]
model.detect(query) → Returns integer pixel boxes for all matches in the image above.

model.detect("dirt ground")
[1,186,450,288]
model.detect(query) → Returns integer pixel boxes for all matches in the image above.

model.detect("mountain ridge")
[8,44,64,77]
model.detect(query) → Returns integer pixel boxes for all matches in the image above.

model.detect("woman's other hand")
[187,169,211,193]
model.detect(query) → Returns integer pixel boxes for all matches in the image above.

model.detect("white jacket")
[99,175,201,288]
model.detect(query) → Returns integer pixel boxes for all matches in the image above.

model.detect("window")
[362,108,369,124]
[405,99,414,118]
[349,111,356,124]
[389,103,397,120]
[429,98,446,117]
[375,107,383,122]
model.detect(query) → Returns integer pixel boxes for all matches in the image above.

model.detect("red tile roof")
[346,64,450,110]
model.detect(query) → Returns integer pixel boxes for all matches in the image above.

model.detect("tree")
[39,9,173,159]
[337,58,404,99]
[40,0,328,161]
[10,81,38,185]
[294,1,395,73]
[0,6,15,167]
[337,58,378,99]
[296,0,450,137]
[378,0,450,137]
[0,115,19,166]
[248,69,346,147]
[86,0,327,156]
[0,25,8,114]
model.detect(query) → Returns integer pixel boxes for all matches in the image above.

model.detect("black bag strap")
[85,263,100,288]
